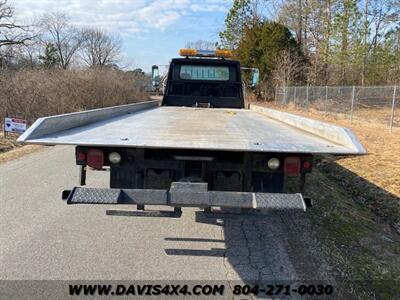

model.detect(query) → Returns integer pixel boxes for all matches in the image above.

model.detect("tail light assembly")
[283,156,313,176]
[302,160,312,170]
[74,147,108,186]
[76,150,86,165]
[284,157,301,176]
[87,148,104,170]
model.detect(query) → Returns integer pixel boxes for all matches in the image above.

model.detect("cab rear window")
[179,65,229,81]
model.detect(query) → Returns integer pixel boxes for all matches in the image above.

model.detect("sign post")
[4,117,27,136]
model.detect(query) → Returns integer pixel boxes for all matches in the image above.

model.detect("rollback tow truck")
[18,49,366,216]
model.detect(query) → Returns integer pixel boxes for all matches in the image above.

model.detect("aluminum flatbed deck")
[18,101,366,155]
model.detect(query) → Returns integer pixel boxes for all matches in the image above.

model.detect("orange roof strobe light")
[215,49,233,58]
[179,48,198,56]
[179,48,233,58]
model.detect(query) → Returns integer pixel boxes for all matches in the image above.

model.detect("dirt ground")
[252,100,400,298]
[0,134,43,164]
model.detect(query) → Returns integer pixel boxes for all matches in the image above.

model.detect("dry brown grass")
[260,101,400,197]
[0,133,43,163]
[0,68,149,163]
[253,100,400,230]
[0,68,149,124]
[350,107,398,127]
[0,133,20,153]
[0,143,42,164]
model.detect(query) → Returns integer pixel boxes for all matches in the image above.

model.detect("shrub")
[0,68,149,124]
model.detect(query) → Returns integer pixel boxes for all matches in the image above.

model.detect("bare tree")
[185,40,217,50]
[39,12,85,69]
[0,0,31,48]
[272,49,304,87]
[81,28,121,67]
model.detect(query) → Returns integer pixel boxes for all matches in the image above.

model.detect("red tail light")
[303,161,312,169]
[284,157,301,176]
[76,151,86,162]
[87,148,104,170]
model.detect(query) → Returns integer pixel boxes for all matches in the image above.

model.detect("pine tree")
[39,43,60,69]
[219,0,252,49]
[236,20,303,81]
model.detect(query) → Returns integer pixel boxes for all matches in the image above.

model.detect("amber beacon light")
[179,48,233,58]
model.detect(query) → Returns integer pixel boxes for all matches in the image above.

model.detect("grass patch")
[307,166,400,298]
[0,134,43,164]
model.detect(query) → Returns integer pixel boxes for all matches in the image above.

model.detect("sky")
[11,0,231,72]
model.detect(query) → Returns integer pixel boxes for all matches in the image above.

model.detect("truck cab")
[162,54,245,109]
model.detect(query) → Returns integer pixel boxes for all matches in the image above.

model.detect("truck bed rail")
[18,100,160,141]
[250,105,365,153]
[18,101,366,155]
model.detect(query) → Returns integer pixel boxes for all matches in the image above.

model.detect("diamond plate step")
[254,193,305,211]
[66,187,167,205]
[65,186,306,212]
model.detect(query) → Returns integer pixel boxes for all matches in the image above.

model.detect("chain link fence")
[275,85,398,131]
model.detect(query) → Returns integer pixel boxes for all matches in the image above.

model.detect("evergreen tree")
[39,43,60,69]
[219,0,252,49]
[235,20,303,81]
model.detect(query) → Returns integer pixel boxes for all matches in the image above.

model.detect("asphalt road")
[0,146,335,297]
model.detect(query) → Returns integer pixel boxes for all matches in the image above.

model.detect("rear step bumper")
[63,182,309,212]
